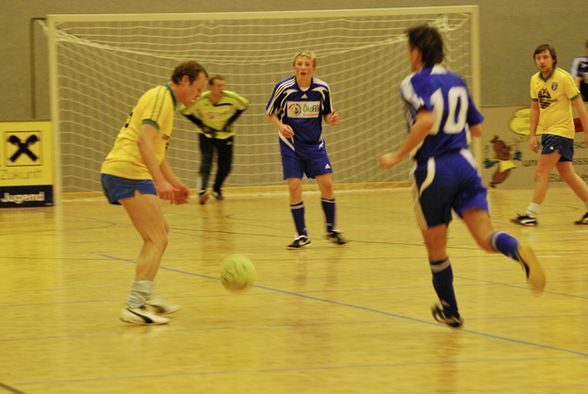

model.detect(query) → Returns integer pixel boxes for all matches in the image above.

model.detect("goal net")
[47,7,479,194]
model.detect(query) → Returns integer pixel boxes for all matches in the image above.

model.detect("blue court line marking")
[0,382,27,394]
[100,253,588,358]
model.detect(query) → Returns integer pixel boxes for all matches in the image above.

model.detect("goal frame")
[47,6,480,204]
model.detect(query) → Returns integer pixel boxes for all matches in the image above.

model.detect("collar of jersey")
[162,83,178,108]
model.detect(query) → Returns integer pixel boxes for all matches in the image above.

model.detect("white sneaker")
[120,307,170,325]
[145,296,181,315]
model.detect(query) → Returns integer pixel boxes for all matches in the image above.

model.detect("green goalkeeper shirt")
[182,90,249,139]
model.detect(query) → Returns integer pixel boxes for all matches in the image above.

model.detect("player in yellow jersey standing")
[101,61,208,325]
[512,45,588,226]
[182,75,249,204]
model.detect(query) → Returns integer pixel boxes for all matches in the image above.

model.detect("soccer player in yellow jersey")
[512,44,588,226]
[101,61,208,325]
[182,75,249,203]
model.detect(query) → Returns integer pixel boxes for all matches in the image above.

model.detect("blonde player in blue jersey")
[101,61,208,325]
[379,25,545,328]
[266,50,347,249]
[512,44,588,226]
[182,75,249,204]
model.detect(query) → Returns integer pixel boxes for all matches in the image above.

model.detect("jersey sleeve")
[141,87,172,130]
[530,74,538,101]
[563,70,581,99]
[225,90,249,110]
[266,83,282,116]
[466,94,484,126]
[400,75,430,113]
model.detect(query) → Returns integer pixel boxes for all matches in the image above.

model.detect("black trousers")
[199,133,234,193]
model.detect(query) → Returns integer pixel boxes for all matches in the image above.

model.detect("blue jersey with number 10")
[400,66,484,162]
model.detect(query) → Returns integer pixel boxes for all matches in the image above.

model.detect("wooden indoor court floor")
[1,186,587,393]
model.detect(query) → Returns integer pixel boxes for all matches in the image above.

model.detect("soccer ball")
[220,254,256,292]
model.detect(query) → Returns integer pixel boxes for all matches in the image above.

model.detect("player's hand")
[326,112,340,126]
[155,180,175,202]
[528,135,538,153]
[172,183,190,204]
[379,152,403,169]
[279,124,294,138]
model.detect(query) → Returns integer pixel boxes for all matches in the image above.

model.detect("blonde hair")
[292,50,316,67]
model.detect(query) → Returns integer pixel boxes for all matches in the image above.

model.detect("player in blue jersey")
[379,25,545,328]
[266,50,347,249]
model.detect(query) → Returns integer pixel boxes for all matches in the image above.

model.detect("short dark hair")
[171,61,208,83]
[208,75,225,85]
[533,44,557,66]
[406,24,445,67]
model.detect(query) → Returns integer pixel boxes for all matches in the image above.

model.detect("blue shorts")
[101,174,156,205]
[280,139,333,179]
[411,150,488,229]
[541,134,574,162]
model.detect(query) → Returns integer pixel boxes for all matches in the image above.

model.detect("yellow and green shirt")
[101,83,177,179]
[530,67,581,139]
[182,90,248,140]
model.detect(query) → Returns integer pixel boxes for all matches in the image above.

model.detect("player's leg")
[512,135,561,225]
[556,161,588,224]
[315,173,346,244]
[308,146,346,244]
[411,157,462,327]
[462,209,545,293]
[120,194,171,322]
[212,136,234,200]
[281,146,309,248]
[198,133,214,204]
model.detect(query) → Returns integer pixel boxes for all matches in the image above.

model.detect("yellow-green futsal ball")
[220,254,256,292]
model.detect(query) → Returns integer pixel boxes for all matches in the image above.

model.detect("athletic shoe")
[120,306,170,326]
[213,191,224,200]
[198,190,209,205]
[516,244,546,293]
[145,296,181,315]
[511,213,537,226]
[288,235,311,249]
[325,230,347,245]
[574,211,588,225]
[431,303,463,328]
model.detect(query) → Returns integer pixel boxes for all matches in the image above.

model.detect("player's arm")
[379,109,435,169]
[528,100,540,153]
[160,159,189,204]
[137,123,174,201]
[324,111,340,126]
[572,96,588,144]
[469,123,482,137]
[266,113,294,138]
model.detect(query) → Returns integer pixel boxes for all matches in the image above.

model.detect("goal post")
[47,6,480,198]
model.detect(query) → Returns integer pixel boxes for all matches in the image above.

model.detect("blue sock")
[290,201,307,236]
[321,198,336,233]
[490,231,520,261]
[430,259,459,317]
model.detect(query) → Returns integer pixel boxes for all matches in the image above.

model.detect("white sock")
[127,280,154,309]
[526,202,541,218]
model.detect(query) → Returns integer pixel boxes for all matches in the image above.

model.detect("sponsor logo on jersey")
[287,101,320,118]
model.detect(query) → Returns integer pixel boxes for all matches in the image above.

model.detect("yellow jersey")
[101,84,177,179]
[530,67,581,139]
[182,90,248,140]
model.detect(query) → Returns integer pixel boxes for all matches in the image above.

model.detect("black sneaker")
[213,191,224,200]
[288,235,311,249]
[574,211,588,225]
[511,213,537,226]
[198,190,209,205]
[516,244,546,294]
[325,230,347,245]
[431,304,463,328]
[120,306,169,325]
